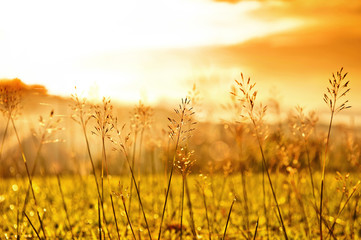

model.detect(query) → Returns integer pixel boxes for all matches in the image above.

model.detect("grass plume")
[232,73,288,239]
[319,67,351,239]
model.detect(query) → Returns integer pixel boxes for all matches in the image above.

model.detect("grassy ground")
[1,172,360,239]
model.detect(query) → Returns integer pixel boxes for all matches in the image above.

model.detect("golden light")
[0,0,304,104]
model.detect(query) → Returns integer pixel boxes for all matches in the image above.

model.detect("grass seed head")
[175,147,196,177]
[32,109,64,144]
[323,67,351,113]
[130,101,153,134]
[0,84,22,119]
[70,87,92,126]
[168,97,196,142]
[289,106,318,141]
[91,97,114,138]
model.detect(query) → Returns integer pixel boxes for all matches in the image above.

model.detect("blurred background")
[1,0,361,177]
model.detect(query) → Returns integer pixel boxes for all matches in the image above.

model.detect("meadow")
[0,68,360,239]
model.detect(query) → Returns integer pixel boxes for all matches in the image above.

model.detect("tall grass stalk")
[253,217,259,240]
[124,147,152,239]
[185,178,197,239]
[180,176,185,240]
[217,162,231,211]
[71,91,110,238]
[16,184,20,240]
[98,198,102,240]
[255,113,288,239]
[158,97,195,240]
[203,189,212,240]
[113,121,153,240]
[175,147,195,240]
[123,197,137,240]
[261,153,269,239]
[127,101,152,234]
[24,211,41,240]
[305,143,316,201]
[110,193,121,240]
[57,175,75,240]
[128,131,138,219]
[0,116,10,162]
[92,97,120,240]
[222,198,236,240]
[11,117,47,239]
[116,183,137,240]
[197,175,212,240]
[292,106,318,202]
[289,174,310,237]
[327,180,360,238]
[241,171,250,239]
[233,73,288,239]
[320,68,350,239]
[22,110,61,224]
[351,193,360,239]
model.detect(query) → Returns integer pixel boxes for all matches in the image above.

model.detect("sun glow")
[0,0,304,103]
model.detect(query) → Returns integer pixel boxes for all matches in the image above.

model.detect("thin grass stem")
[56,175,75,240]
[222,198,236,240]
[180,176,185,240]
[24,211,41,240]
[253,217,259,240]
[11,117,47,239]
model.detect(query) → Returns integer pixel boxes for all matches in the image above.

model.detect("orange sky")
[1,0,361,122]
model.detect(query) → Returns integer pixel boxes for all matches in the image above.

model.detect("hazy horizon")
[1,0,361,123]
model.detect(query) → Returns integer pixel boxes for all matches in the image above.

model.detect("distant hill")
[0,78,48,95]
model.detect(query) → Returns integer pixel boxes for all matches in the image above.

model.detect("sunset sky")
[1,0,361,121]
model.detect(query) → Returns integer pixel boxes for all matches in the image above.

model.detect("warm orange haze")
[1,0,361,117]
[1,0,361,239]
